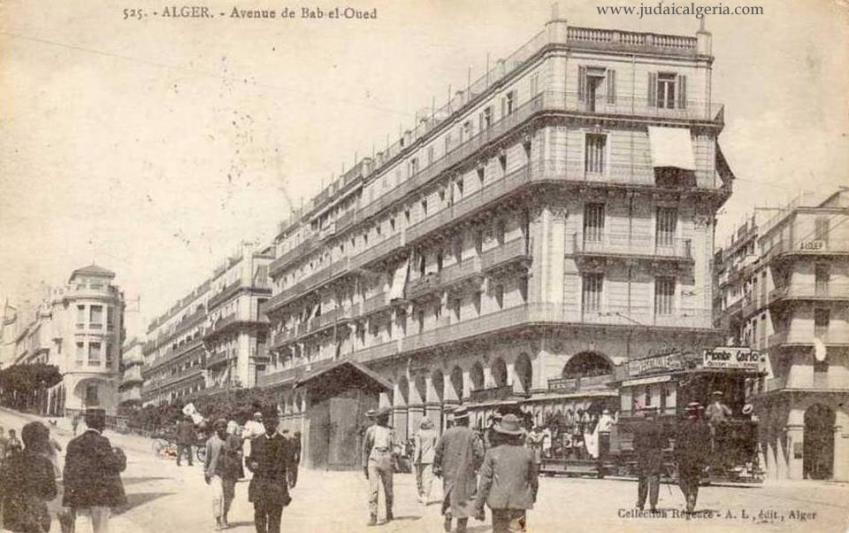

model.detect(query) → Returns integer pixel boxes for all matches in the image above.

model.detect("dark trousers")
[176,443,193,465]
[678,471,700,512]
[637,472,659,509]
[492,509,527,533]
[254,500,283,533]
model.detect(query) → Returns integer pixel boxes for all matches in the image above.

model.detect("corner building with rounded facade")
[260,18,733,469]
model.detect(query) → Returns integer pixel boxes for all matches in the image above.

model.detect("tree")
[0,364,62,410]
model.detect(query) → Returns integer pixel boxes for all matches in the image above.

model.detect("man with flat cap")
[63,408,127,533]
[632,407,666,513]
[433,406,484,533]
[675,402,710,513]
[362,407,395,526]
[247,409,291,533]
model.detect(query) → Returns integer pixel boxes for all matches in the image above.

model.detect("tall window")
[530,73,539,96]
[582,273,603,313]
[88,342,101,365]
[76,342,85,366]
[76,305,86,328]
[89,305,103,328]
[452,298,461,321]
[106,307,114,330]
[504,91,515,115]
[480,106,492,130]
[106,342,113,367]
[654,277,675,315]
[584,203,605,242]
[814,308,830,338]
[815,264,830,296]
[495,284,504,309]
[656,207,678,246]
[584,134,606,174]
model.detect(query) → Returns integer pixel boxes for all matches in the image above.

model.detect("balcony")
[769,283,849,305]
[256,365,306,388]
[765,236,849,262]
[769,329,849,349]
[406,272,442,301]
[349,339,401,364]
[581,306,713,330]
[351,233,403,271]
[269,235,318,278]
[362,292,391,316]
[572,233,692,262]
[337,210,356,233]
[160,367,205,389]
[402,304,531,353]
[440,257,483,291]
[205,349,233,368]
[481,239,531,273]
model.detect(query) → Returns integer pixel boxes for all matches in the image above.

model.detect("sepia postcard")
[1,0,848,532]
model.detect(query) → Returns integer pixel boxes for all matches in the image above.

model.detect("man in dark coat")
[474,414,539,533]
[0,421,57,533]
[63,408,127,533]
[433,406,484,533]
[675,402,710,513]
[247,410,290,533]
[632,407,666,513]
[175,415,195,466]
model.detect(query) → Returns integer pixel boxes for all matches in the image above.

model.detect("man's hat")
[742,404,754,415]
[365,409,377,418]
[376,407,392,419]
[495,414,525,436]
[253,411,263,420]
[685,402,701,412]
[420,417,434,429]
[451,406,470,420]
[602,408,611,415]
[712,391,723,397]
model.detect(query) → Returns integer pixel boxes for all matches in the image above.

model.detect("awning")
[647,126,695,170]
[715,144,736,185]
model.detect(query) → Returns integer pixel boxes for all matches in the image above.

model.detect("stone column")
[833,423,848,482]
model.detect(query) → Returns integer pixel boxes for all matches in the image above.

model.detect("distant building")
[119,338,144,406]
[141,243,273,405]
[260,17,732,469]
[715,188,849,481]
[12,265,125,416]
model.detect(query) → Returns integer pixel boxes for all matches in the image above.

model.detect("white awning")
[647,126,696,170]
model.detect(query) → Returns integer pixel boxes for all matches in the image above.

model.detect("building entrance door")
[803,404,835,480]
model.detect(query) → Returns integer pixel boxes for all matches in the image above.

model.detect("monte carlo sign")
[703,347,763,371]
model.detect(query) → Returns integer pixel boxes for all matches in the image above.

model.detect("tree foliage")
[0,364,62,409]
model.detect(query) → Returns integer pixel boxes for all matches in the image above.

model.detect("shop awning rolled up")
[647,126,696,170]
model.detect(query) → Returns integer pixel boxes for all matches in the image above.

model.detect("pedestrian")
[0,426,9,463]
[247,410,291,533]
[71,415,79,437]
[226,421,245,481]
[675,402,710,514]
[0,421,57,533]
[525,424,545,465]
[205,419,240,530]
[7,429,23,458]
[473,414,539,533]
[413,417,438,505]
[175,415,195,467]
[242,412,265,473]
[287,431,301,489]
[541,426,552,459]
[362,407,394,526]
[433,406,484,533]
[705,390,732,454]
[597,408,615,458]
[63,408,127,533]
[632,407,667,513]
[483,414,501,451]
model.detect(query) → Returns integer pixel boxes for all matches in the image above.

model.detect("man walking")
[176,415,195,467]
[247,410,290,533]
[632,407,666,513]
[287,431,301,489]
[675,402,710,513]
[413,417,438,504]
[362,407,395,526]
[433,406,484,533]
[205,419,241,530]
[474,414,539,533]
[63,408,127,533]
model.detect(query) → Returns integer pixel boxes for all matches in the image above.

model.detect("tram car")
[534,349,765,483]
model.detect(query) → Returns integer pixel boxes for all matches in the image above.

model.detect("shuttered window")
[607,69,616,104]
[649,72,687,109]
[582,274,603,313]
[584,203,605,242]
[585,133,606,174]
[654,277,675,315]
[656,207,678,246]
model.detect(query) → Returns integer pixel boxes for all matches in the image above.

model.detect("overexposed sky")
[2,0,847,338]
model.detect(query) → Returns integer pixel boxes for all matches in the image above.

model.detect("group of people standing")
[0,408,128,533]
[363,406,539,533]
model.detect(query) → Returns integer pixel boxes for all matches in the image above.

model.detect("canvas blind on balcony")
[647,126,695,170]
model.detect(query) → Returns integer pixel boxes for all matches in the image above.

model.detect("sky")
[1,0,847,338]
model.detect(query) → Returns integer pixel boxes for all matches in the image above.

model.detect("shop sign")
[703,347,762,370]
[627,352,683,376]
[548,378,578,392]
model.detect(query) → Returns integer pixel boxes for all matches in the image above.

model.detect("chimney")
[696,17,712,55]
[546,1,568,43]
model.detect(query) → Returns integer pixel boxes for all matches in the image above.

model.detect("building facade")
[260,18,732,466]
[715,189,849,481]
[11,265,125,416]
[141,244,272,405]
[119,338,144,406]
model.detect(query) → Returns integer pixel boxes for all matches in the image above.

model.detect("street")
[1,409,847,533]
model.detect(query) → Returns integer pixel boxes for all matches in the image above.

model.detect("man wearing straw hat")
[474,413,539,533]
[675,402,710,513]
[433,406,484,533]
[362,407,395,526]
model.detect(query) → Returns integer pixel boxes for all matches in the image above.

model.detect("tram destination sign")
[703,347,762,370]
[627,352,685,376]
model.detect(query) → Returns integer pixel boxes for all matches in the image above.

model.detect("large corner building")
[260,18,733,469]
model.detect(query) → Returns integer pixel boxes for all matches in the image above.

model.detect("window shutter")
[648,72,657,107]
[500,96,506,118]
[578,66,586,101]
[607,69,616,104]
[677,74,687,109]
